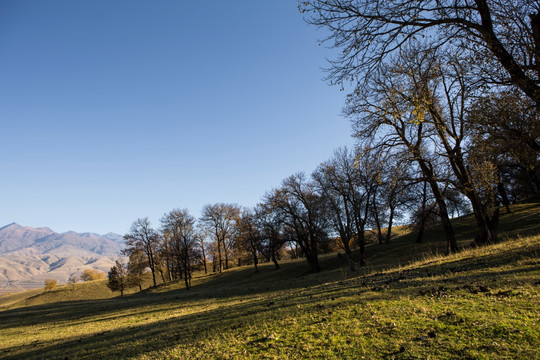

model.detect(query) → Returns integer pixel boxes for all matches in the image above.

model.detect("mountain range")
[0,223,125,294]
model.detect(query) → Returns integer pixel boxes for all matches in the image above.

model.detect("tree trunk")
[306,251,321,272]
[416,159,458,253]
[159,269,166,284]
[150,269,157,288]
[184,266,190,290]
[497,182,512,214]
[385,206,395,244]
[201,242,208,274]
[343,239,355,271]
[271,248,280,270]
[217,239,223,273]
[416,180,428,243]
[372,205,384,244]
[252,250,259,273]
[469,195,499,245]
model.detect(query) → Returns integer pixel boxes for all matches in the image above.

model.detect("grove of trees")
[108,0,538,293]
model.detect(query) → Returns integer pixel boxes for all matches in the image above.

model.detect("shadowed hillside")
[0,203,538,359]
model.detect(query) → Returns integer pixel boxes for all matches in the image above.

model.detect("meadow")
[0,203,539,359]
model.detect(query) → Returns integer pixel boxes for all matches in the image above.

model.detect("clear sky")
[0,0,354,235]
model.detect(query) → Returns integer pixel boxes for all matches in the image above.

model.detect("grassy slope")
[0,204,538,359]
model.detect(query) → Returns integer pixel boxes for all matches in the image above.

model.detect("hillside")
[0,204,538,359]
[0,223,124,292]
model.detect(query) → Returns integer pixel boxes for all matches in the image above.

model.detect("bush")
[81,269,106,281]
[44,279,57,291]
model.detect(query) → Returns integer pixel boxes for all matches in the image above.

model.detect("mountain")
[0,223,125,292]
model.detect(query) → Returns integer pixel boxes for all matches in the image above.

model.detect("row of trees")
[110,142,467,297]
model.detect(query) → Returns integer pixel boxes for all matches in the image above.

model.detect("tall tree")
[125,247,146,291]
[124,217,159,287]
[195,229,209,274]
[312,147,372,270]
[254,203,284,270]
[161,208,199,290]
[302,0,540,107]
[200,203,240,273]
[346,47,460,253]
[265,173,330,272]
[350,45,503,245]
[235,209,262,273]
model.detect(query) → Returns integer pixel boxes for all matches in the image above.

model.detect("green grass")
[0,203,539,359]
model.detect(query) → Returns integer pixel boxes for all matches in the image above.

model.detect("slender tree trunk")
[342,237,355,271]
[252,249,259,273]
[147,250,157,287]
[416,180,428,243]
[183,265,190,290]
[497,182,512,214]
[201,243,208,274]
[372,204,384,244]
[416,159,458,253]
[385,206,395,244]
[217,239,223,273]
[357,232,366,266]
[271,247,280,270]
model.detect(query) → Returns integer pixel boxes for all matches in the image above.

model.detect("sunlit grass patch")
[0,203,539,359]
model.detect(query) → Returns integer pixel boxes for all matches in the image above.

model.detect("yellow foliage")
[44,279,57,291]
[81,269,106,281]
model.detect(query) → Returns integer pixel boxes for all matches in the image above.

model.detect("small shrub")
[44,279,57,291]
[81,269,106,281]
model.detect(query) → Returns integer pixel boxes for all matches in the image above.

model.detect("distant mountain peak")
[36,226,54,232]
[0,223,125,285]
[0,222,19,230]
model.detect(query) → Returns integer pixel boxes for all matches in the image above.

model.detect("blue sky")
[0,1,354,235]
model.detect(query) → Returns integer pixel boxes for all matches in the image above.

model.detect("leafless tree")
[346,46,460,252]
[265,173,330,272]
[255,203,285,270]
[302,0,540,107]
[200,203,240,273]
[124,217,159,287]
[234,208,262,272]
[161,208,199,290]
[312,147,373,270]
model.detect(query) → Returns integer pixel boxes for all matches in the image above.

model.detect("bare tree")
[200,203,240,273]
[235,208,262,273]
[302,0,540,107]
[195,229,209,274]
[265,173,330,272]
[254,203,284,270]
[346,46,460,253]
[161,209,199,290]
[312,147,372,270]
[350,44,505,245]
[124,217,159,287]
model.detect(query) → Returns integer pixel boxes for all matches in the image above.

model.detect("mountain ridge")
[0,223,125,292]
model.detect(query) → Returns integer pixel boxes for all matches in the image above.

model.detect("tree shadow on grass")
[1,205,539,359]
